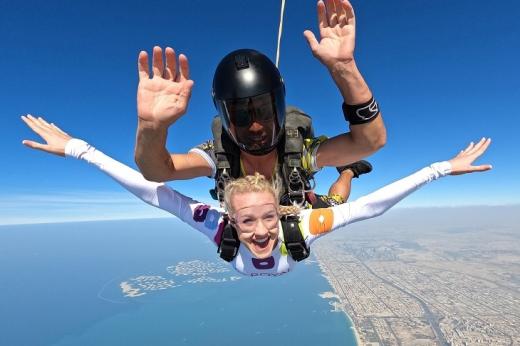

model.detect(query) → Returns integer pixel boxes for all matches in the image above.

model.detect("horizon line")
[2,203,519,227]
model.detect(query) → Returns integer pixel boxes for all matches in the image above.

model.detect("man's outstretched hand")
[304,0,356,69]
[137,46,194,128]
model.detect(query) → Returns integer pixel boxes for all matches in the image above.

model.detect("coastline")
[346,311,362,346]
[315,252,363,346]
[307,210,520,345]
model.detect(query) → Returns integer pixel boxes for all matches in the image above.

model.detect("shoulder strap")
[211,116,241,202]
[281,215,310,262]
[279,107,314,206]
[218,219,241,262]
[219,215,310,263]
[211,108,315,206]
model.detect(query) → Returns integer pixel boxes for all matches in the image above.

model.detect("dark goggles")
[225,93,277,128]
[215,87,286,154]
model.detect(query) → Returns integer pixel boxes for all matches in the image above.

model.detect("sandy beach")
[316,256,363,346]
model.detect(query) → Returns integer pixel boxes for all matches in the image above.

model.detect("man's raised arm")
[304,0,387,168]
[135,46,212,181]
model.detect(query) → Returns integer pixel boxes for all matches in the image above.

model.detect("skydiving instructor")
[134,0,386,204]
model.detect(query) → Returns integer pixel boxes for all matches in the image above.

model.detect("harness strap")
[211,116,240,203]
[281,215,310,262]
[282,125,305,204]
[218,216,310,263]
[211,108,314,206]
[218,221,241,262]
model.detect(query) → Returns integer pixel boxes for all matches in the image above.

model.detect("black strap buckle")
[285,241,310,262]
[218,223,240,262]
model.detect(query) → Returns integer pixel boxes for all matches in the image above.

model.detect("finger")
[179,80,194,103]
[22,140,63,156]
[21,114,33,125]
[454,149,464,158]
[21,114,37,127]
[317,0,328,30]
[22,139,47,151]
[472,137,491,157]
[466,137,487,156]
[152,46,164,78]
[164,47,177,81]
[21,114,34,131]
[177,54,190,82]
[25,114,39,123]
[334,0,346,25]
[469,164,493,172]
[23,115,48,137]
[30,115,53,134]
[342,0,355,26]
[138,51,150,81]
[303,30,320,54]
[37,116,53,129]
[461,141,474,154]
[325,0,338,26]
[51,123,70,136]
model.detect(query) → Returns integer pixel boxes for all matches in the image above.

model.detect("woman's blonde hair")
[223,173,301,216]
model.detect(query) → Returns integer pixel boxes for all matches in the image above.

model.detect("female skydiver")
[21,115,492,277]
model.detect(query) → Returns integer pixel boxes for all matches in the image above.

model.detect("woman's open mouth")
[252,237,270,250]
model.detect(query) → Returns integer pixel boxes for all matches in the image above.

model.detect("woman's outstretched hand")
[448,137,492,175]
[21,115,72,157]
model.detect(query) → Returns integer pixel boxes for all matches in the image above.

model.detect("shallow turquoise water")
[0,218,356,346]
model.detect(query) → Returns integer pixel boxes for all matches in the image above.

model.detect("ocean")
[0,218,356,346]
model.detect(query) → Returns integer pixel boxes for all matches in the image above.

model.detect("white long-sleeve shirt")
[65,139,451,277]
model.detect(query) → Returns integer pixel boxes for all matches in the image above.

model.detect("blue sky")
[2,0,519,225]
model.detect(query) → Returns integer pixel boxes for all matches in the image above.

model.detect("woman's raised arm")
[21,115,224,240]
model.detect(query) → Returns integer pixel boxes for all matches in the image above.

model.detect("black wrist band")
[342,97,380,125]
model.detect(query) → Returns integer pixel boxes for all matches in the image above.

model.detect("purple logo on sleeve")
[193,205,210,222]
[252,256,275,270]
[204,209,220,229]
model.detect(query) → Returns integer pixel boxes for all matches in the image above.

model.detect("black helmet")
[212,49,286,155]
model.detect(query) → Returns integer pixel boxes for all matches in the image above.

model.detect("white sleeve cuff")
[64,138,91,159]
[430,161,452,177]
